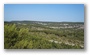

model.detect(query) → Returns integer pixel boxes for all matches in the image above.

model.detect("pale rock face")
[49,40,54,42]
[54,41,58,43]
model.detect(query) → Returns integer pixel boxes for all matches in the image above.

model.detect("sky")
[4,4,84,22]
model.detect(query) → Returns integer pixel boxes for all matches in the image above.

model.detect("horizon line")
[4,20,84,23]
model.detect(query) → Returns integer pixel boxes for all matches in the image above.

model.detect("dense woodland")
[4,21,84,49]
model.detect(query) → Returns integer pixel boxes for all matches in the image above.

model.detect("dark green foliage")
[4,24,18,48]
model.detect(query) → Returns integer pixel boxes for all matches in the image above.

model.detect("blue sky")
[4,4,84,22]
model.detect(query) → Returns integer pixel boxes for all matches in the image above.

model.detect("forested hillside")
[4,21,84,49]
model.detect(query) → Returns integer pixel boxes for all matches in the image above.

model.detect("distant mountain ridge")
[4,20,84,24]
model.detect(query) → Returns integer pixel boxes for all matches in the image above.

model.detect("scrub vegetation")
[4,21,84,49]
